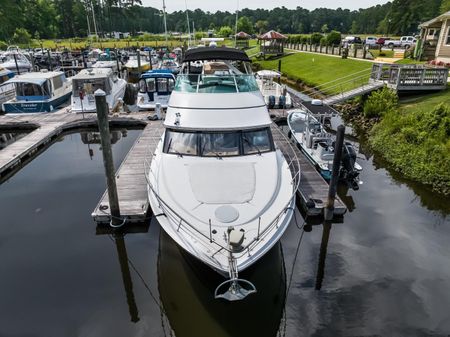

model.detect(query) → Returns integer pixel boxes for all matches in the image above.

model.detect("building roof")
[182,47,251,63]
[419,11,450,28]
[258,30,287,40]
[235,31,250,39]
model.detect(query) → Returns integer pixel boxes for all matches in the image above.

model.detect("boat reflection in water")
[158,231,287,337]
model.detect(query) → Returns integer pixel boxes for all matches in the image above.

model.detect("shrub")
[326,30,341,46]
[363,87,398,118]
[11,28,31,45]
[310,33,323,45]
[0,41,7,50]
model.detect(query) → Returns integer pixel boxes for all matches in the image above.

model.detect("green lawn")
[253,52,373,95]
[369,49,394,58]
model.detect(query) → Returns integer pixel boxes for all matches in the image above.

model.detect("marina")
[1,1,449,335]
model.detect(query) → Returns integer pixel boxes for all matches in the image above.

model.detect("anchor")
[214,227,257,301]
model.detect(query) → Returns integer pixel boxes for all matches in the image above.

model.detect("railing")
[143,126,301,261]
[371,63,448,90]
[174,74,259,94]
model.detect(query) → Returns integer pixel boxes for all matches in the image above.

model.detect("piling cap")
[94,89,106,97]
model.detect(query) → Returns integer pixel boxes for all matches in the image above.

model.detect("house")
[418,11,450,62]
[112,31,130,39]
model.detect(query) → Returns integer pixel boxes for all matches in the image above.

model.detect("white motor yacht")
[255,70,292,109]
[91,51,120,73]
[146,47,300,301]
[0,47,32,74]
[71,68,126,113]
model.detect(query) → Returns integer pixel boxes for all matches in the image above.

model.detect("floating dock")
[91,121,164,223]
[270,123,346,216]
[0,105,347,222]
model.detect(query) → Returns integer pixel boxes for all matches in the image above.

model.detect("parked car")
[376,37,389,45]
[365,36,378,46]
[341,36,363,46]
[384,36,417,49]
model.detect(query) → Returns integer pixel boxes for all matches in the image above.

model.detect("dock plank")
[91,121,164,223]
[271,123,346,217]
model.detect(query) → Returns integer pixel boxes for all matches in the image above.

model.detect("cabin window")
[52,75,63,90]
[16,82,43,97]
[164,130,199,156]
[157,78,168,93]
[242,129,272,155]
[139,79,146,93]
[73,78,111,95]
[163,128,274,157]
[145,78,156,92]
[168,78,175,91]
[200,132,239,157]
[447,27,450,45]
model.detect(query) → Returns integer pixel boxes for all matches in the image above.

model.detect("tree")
[321,24,329,33]
[237,16,254,34]
[11,28,32,45]
[255,20,268,34]
[217,26,233,37]
[441,0,450,12]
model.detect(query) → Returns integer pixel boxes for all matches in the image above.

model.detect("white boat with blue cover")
[2,70,72,113]
[255,70,292,109]
[145,47,300,301]
[137,69,176,110]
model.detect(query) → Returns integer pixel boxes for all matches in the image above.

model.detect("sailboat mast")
[234,0,239,47]
[162,0,168,44]
[185,0,191,47]
[91,0,98,37]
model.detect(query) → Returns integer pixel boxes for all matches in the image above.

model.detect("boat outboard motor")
[268,95,275,109]
[278,95,286,109]
[341,142,360,190]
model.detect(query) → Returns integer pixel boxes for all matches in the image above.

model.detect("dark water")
[0,128,449,337]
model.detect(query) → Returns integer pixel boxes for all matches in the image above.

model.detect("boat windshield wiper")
[167,138,183,157]
[243,137,261,156]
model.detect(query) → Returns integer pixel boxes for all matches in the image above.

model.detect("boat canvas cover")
[182,47,251,63]
[141,70,174,79]
[5,77,47,86]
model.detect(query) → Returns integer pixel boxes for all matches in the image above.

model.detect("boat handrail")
[144,123,301,259]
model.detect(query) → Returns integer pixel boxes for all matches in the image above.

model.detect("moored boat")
[146,47,300,300]
[255,70,292,109]
[0,47,32,74]
[137,69,176,110]
[124,51,151,83]
[71,68,127,113]
[287,109,362,189]
[2,70,72,113]
[0,67,16,112]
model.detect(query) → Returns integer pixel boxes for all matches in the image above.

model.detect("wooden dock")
[270,123,346,217]
[91,121,164,224]
[0,107,346,221]
[0,110,149,183]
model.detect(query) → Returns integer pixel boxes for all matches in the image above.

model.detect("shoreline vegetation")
[254,52,449,195]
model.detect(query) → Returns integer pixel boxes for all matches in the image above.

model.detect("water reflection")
[0,132,27,150]
[158,230,287,337]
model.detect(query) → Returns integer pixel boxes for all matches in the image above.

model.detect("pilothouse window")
[163,128,273,157]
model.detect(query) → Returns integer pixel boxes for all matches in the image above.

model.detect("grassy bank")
[252,52,372,95]
[369,89,450,195]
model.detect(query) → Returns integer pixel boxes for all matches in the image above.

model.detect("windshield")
[163,128,273,157]
[73,78,111,95]
[174,74,259,93]
[15,81,50,98]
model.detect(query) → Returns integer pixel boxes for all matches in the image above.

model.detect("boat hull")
[3,91,71,113]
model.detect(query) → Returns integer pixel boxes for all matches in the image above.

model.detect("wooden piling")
[95,89,122,227]
[324,125,345,220]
